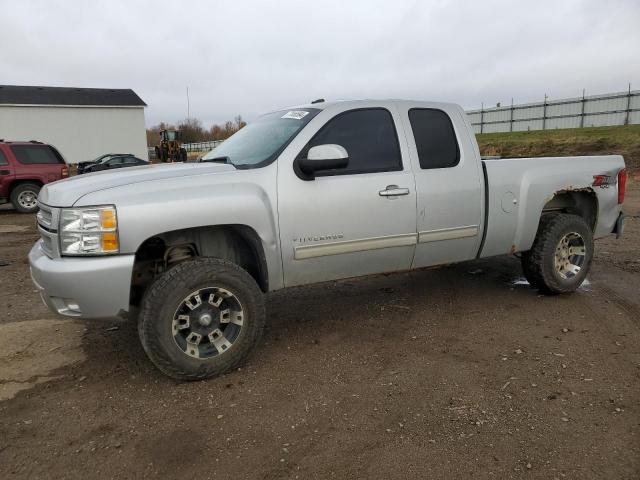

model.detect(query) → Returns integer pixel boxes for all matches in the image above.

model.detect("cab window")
[299,108,402,176]
[408,109,460,169]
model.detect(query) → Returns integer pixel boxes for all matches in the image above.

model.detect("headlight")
[59,206,119,255]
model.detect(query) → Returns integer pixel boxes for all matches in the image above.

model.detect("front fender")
[74,167,284,290]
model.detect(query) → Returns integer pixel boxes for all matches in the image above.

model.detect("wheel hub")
[198,313,213,327]
[172,287,244,359]
[554,232,586,280]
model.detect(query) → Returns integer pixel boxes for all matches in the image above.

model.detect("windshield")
[201,108,320,168]
[165,131,178,141]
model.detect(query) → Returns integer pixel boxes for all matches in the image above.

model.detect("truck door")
[277,105,417,287]
[0,148,14,199]
[398,105,483,268]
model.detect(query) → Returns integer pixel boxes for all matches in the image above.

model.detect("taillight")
[62,165,69,178]
[618,168,626,204]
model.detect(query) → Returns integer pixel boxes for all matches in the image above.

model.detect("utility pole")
[186,86,191,120]
[542,93,548,130]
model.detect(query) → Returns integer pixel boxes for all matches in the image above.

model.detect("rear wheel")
[11,183,40,213]
[521,213,593,294]
[138,257,265,381]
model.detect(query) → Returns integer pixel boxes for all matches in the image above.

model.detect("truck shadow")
[79,254,538,381]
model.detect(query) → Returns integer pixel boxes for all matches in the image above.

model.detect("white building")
[0,85,147,163]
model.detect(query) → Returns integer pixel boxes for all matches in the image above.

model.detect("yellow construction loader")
[155,129,187,162]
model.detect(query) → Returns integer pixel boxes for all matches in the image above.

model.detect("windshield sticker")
[281,110,309,120]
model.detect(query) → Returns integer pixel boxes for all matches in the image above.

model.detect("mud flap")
[612,212,626,239]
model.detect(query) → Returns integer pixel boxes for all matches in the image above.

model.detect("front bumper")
[29,240,135,319]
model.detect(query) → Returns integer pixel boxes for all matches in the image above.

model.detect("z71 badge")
[592,174,616,188]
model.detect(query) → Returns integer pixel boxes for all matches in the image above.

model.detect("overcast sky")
[1,0,639,127]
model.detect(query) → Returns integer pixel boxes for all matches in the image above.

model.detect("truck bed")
[478,154,625,258]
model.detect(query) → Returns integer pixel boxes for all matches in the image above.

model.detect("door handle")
[379,185,410,197]
[0,170,10,176]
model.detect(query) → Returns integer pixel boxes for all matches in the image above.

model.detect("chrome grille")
[36,203,54,231]
[36,203,60,258]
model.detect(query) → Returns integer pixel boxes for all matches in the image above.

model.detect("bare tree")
[148,115,247,145]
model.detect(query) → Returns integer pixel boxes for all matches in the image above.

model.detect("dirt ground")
[0,185,639,480]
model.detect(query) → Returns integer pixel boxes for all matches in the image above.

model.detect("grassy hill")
[476,124,640,172]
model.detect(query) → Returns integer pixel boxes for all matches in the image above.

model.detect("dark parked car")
[0,140,69,213]
[77,153,139,174]
[77,153,130,174]
[80,154,149,174]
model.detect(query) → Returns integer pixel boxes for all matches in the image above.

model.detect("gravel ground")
[0,183,638,479]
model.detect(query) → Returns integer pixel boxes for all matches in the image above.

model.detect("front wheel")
[521,213,593,294]
[138,257,265,380]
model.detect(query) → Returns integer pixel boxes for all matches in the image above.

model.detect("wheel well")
[9,179,43,197]
[541,189,598,231]
[130,225,268,308]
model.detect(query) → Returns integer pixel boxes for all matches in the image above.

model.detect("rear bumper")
[29,240,135,319]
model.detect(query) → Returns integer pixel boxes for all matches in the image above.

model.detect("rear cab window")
[10,145,65,165]
[408,109,460,169]
[0,149,8,166]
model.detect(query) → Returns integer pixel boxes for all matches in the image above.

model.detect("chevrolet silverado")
[29,100,627,380]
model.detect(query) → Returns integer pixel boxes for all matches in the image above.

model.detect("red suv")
[0,141,69,213]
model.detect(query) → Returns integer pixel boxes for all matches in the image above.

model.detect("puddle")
[0,319,85,401]
[579,278,592,291]
[510,277,591,290]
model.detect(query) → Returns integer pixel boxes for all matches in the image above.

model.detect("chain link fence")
[148,139,225,160]
[181,140,225,152]
[467,88,640,134]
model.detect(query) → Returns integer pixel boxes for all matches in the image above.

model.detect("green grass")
[476,124,640,170]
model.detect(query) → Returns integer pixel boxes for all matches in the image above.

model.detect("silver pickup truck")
[29,99,627,380]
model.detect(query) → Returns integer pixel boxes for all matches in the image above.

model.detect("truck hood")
[39,162,236,207]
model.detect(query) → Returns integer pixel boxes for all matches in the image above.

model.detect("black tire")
[10,182,41,213]
[521,213,593,294]
[180,148,187,162]
[138,257,265,381]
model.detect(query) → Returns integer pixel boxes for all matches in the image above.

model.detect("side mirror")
[295,144,349,180]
